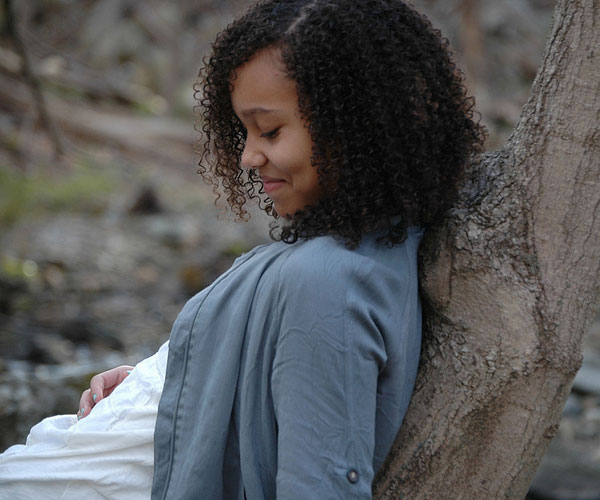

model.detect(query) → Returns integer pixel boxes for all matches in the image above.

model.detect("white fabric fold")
[0,341,168,500]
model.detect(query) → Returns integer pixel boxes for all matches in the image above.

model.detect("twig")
[458,0,485,89]
[3,0,64,158]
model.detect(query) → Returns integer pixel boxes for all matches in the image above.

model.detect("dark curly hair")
[197,0,486,247]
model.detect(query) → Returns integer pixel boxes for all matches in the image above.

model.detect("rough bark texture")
[373,1,600,498]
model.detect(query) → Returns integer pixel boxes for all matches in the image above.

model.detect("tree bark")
[373,1,600,498]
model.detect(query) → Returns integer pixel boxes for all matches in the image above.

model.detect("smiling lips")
[260,175,286,194]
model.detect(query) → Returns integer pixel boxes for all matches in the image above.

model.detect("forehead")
[230,47,299,116]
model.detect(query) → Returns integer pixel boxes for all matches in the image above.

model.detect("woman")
[0,1,484,498]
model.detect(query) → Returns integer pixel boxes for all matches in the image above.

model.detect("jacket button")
[347,469,359,484]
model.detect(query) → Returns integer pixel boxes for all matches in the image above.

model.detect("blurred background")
[0,1,598,498]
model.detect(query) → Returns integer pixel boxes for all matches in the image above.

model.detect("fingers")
[77,365,135,420]
[89,372,108,403]
[78,388,94,420]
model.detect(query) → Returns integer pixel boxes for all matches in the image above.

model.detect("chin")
[272,205,293,219]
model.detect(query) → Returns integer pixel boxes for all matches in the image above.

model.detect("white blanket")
[0,341,168,500]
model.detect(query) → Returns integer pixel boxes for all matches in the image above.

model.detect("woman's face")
[230,47,321,218]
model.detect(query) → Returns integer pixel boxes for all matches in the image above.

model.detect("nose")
[241,137,267,170]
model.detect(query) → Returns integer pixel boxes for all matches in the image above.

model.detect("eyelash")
[260,128,280,139]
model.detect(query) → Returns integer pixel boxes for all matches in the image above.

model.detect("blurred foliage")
[221,240,254,258]
[0,254,38,280]
[0,158,115,226]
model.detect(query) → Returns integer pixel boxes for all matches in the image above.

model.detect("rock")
[573,350,600,397]
[0,325,37,363]
[562,393,583,417]
[585,315,600,352]
[179,263,207,296]
[30,332,76,364]
[142,215,201,250]
[528,434,600,500]
[133,263,160,284]
[577,404,600,441]
[145,217,184,249]
[40,261,67,290]
[128,186,163,215]
[0,275,27,315]
[59,317,124,351]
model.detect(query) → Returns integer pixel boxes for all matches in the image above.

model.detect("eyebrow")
[240,107,279,118]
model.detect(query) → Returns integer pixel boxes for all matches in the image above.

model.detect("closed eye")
[260,128,280,139]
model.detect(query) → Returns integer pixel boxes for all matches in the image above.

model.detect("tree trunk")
[373,1,600,498]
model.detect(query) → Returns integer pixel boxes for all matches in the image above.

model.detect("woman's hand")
[78,365,134,420]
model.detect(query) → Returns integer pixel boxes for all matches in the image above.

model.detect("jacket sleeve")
[270,251,387,499]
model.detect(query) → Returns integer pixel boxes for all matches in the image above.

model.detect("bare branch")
[4,0,64,158]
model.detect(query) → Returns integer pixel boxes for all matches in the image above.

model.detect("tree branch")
[4,0,64,158]
[509,0,600,345]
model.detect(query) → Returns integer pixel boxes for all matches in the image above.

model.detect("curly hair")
[197,0,486,248]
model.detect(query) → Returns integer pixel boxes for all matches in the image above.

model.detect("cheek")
[270,145,306,175]
[296,141,317,181]
[298,150,319,195]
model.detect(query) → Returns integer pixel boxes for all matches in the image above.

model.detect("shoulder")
[272,229,422,302]
[276,229,422,282]
[274,236,368,291]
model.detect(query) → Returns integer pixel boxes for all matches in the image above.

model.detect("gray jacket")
[152,229,422,499]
